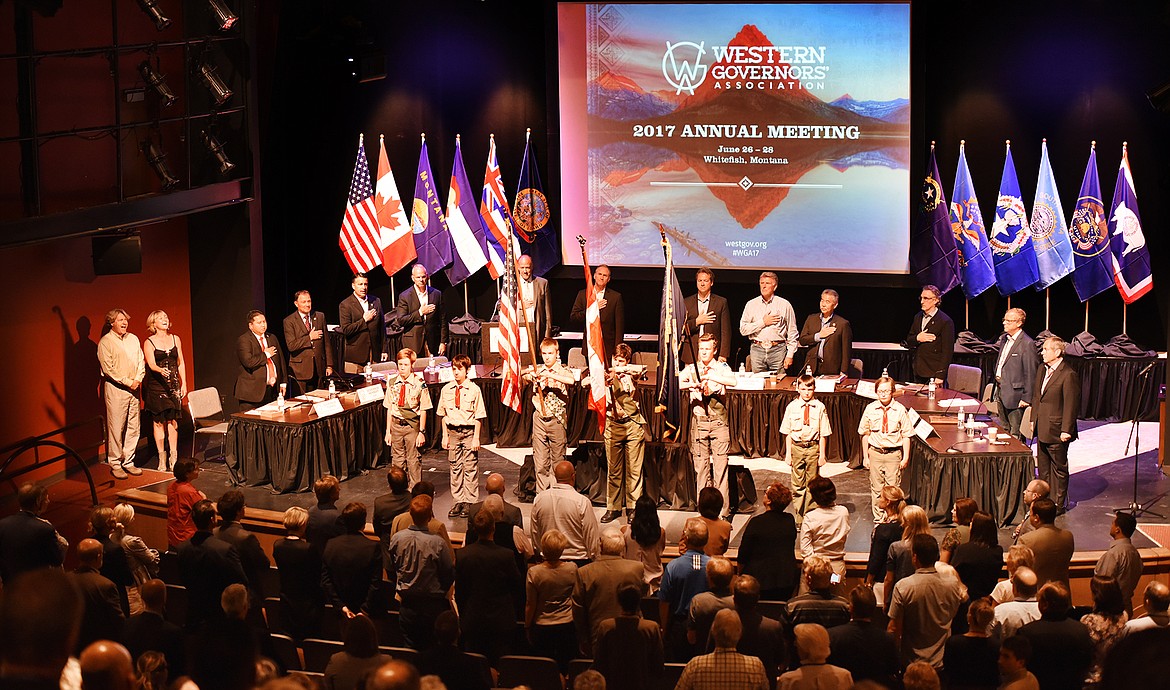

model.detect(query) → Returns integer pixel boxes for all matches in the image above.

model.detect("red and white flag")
[498,227,523,413]
[375,134,416,275]
[581,249,607,436]
[338,134,382,274]
[480,134,519,280]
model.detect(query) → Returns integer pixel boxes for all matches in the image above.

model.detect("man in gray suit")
[994,308,1039,441]
[516,254,552,341]
[572,531,646,655]
[1031,336,1080,512]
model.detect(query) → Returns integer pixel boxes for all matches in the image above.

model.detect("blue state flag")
[1031,140,1074,290]
[990,143,1039,295]
[909,144,960,294]
[512,131,560,276]
[654,225,686,439]
[949,142,996,299]
[410,137,454,276]
[1069,144,1114,302]
[1108,145,1153,304]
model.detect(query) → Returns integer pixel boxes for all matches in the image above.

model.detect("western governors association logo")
[662,41,708,96]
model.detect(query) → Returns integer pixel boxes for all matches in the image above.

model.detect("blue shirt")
[659,549,710,617]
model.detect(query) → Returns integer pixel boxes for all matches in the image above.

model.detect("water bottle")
[739,363,746,374]
[881,366,889,378]
[927,379,936,399]
[276,391,285,411]
[328,379,336,397]
[364,361,373,383]
[805,365,813,377]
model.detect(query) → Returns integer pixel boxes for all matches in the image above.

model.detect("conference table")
[223,371,1033,524]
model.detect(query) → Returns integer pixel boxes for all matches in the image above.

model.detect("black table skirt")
[226,402,386,493]
[902,440,1032,527]
[1064,355,1163,422]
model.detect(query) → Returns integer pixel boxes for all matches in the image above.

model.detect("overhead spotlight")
[138,61,176,108]
[141,139,179,190]
[206,0,238,31]
[197,59,232,106]
[201,129,235,175]
[136,0,171,31]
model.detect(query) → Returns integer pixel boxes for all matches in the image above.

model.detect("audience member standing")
[1015,582,1092,690]
[725,575,788,689]
[688,557,735,652]
[1094,511,1142,614]
[387,495,455,649]
[884,505,933,607]
[592,582,664,690]
[414,611,492,690]
[0,482,67,584]
[991,545,1036,605]
[950,512,1004,630]
[323,614,391,690]
[214,490,270,605]
[827,585,899,688]
[865,486,905,587]
[321,502,381,618]
[111,503,159,614]
[799,477,850,590]
[1012,480,1049,543]
[621,494,666,592]
[659,517,711,660]
[165,459,204,548]
[455,510,522,662]
[531,461,601,563]
[887,534,964,669]
[697,487,732,556]
[997,635,1040,690]
[90,506,133,616]
[941,597,999,690]
[72,538,125,652]
[776,623,853,690]
[306,474,345,555]
[1081,575,1129,687]
[1124,581,1169,632]
[272,506,324,640]
[175,499,247,630]
[573,531,645,656]
[1018,498,1074,588]
[98,308,146,479]
[373,467,412,574]
[120,579,184,683]
[785,557,850,630]
[737,482,799,601]
[676,609,769,690]
[991,567,1040,639]
[940,497,978,563]
[526,530,579,672]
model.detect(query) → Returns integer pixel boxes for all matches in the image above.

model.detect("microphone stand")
[1113,364,1162,518]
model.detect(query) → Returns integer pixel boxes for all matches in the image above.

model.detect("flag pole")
[508,217,544,416]
[464,283,469,314]
[965,300,969,331]
[1084,301,1089,333]
[1123,303,1127,334]
[1045,288,1050,330]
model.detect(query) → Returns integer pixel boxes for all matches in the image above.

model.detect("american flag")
[498,225,523,412]
[339,135,383,274]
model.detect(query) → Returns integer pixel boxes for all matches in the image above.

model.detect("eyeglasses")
[1003,318,1022,323]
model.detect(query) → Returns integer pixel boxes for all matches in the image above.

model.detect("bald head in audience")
[485,472,507,496]
[554,461,575,484]
[369,659,421,690]
[79,641,135,690]
[77,537,104,569]
[710,608,743,649]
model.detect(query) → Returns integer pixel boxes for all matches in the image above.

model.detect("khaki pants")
[868,447,903,521]
[605,418,644,510]
[446,425,480,504]
[389,416,422,487]
[690,415,730,516]
[533,413,566,493]
[789,441,820,523]
[104,381,140,466]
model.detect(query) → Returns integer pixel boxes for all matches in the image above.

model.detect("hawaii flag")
[1108,144,1153,304]
[479,134,520,280]
[1070,143,1114,302]
[444,136,489,285]
[580,241,607,436]
[375,135,415,276]
[990,142,1039,295]
[338,134,382,274]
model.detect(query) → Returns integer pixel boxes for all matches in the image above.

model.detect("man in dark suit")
[175,500,247,630]
[235,310,286,411]
[72,538,125,653]
[593,582,664,690]
[455,510,522,662]
[283,290,333,395]
[1031,336,1080,511]
[681,267,732,364]
[396,263,448,358]
[338,272,386,372]
[120,579,185,681]
[905,284,955,384]
[373,467,412,574]
[798,289,853,376]
[306,474,345,556]
[517,254,552,341]
[571,263,624,362]
[321,502,381,618]
[994,307,1040,441]
[0,482,66,584]
[214,490,270,604]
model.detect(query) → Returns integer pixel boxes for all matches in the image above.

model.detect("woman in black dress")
[143,310,187,470]
[737,481,798,601]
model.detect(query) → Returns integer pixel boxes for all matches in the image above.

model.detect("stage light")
[136,0,171,31]
[138,61,177,108]
[206,0,238,31]
[197,59,233,106]
[201,129,235,175]
[141,139,179,190]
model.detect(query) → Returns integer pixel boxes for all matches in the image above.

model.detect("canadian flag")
[375,134,416,276]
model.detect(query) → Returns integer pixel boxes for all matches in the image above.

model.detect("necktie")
[398,382,406,407]
[455,385,461,408]
[818,317,829,358]
[262,335,276,385]
[1042,365,1053,393]
[803,403,809,425]
[881,405,889,433]
[304,313,312,332]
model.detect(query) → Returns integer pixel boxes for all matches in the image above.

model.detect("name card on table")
[438,367,455,383]
[356,384,385,404]
[732,376,765,391]
[854,380,877,399]
[814,378,837,393]
[312,398,345,418]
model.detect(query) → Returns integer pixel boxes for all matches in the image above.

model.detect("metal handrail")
[0,416,105,506]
